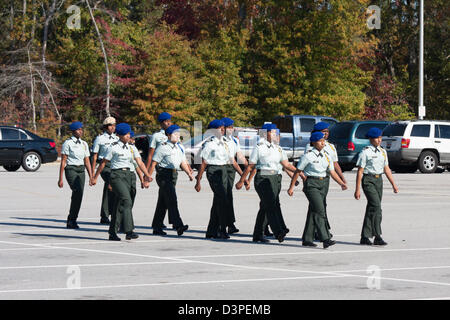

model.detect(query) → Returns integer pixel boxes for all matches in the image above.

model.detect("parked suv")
[0,126,58,172]
[328,121,391,171]
[381,120,450,173]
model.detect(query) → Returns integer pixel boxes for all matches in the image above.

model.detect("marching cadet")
[148,125,194,236]
[288,131,347,249]
[305,122,346,238]
[246,167,279,238]
[221,117,248,235]
[195,119,235,239]
[236,123,297,243]
[145,112,173,229]
[355,127,399,246]
[146,112,172,170]
[58,121,93,229]
[92,123,152,241]
[91,116,119,224]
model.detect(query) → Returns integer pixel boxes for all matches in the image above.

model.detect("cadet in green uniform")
[58,122,93,229]
[355,127,399,246]
[91,116,119,224]
[305,122,347,238]
[236,123,297,243]
[221,117,248,235]
[288,132,347,249]
[146,112,172,170]
[92,123,152,241]
[195,119,235,239]
[145,112,173,229]
[149,125,194,236]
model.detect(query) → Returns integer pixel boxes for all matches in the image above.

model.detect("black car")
[133,133,153,163]
[0,126,58,172]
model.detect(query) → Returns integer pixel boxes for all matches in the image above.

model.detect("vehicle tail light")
[49,142,56,148]
[401,138,410,148]
[347,142,355,151]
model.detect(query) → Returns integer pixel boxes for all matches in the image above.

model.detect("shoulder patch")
[112,142,119,146]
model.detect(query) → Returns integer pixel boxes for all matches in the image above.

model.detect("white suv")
[381,120,450,173]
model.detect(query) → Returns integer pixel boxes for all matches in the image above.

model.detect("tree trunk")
[86,0,111,117]
[40,0,58,119]
[22,0,27,40]
[9,0,14,31]
[27,46,36,132]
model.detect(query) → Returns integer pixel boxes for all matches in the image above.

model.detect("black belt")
[307,176,326,180]
[66,165,84,168]
[112,168,130,171]
[364,173,382,178]
[157,166,177,173]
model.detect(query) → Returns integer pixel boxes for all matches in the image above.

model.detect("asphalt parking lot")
[0,164,449,300]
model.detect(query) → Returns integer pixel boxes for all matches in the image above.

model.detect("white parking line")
[0,239,202,251]
[169,247,450,259]
[0,239,449,292]
[0,274,350,294]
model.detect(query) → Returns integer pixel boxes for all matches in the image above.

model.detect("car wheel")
[418,151,438,173]
[22,152,42,172]
[3,165,21,172]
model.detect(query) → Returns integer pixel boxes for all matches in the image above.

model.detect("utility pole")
[418,0,425,120]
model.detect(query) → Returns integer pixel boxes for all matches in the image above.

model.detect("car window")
[300,118,315,133]
[410,125,430,137]
[355,123,388,139]
[1,128,20,140]
[436,125,450,139]
[19,131,29,140]
[321,119,337,129]
[329,122,353,139]
[274,118,293,133]
[383,123,407,137]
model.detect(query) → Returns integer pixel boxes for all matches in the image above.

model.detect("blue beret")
[158,112,172,122]
[221,117,234,127]
[165,124,180,135]
[261,123,278,131]
[310,131,325,142]
[313,122,330,132]
[130,131,135,138]
[115,123,132,136]
[69,121,83,131]
[366,127,383,139]
[207,119,225,129]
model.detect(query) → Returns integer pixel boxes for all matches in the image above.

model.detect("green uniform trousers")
[206,165,229,237]
[302,177,331,243]
[313,175,331,234]
[99,161,115,219]
[152,167,184,229]
[361,174,383,238]
[65,165,86,222]
[225,164,236,227]
[253,173,285,238]
[109,169,136,236]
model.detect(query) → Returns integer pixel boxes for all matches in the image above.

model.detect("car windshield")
[329,122,353,139]
[382,123,407,137]
[183,134,213,147]
[321,119,338,129]
[355,123,389,139]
